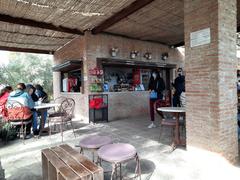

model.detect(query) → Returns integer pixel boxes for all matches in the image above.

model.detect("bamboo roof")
[0,0,138,53]
[106,0,183,45]
[0,0,238,54]
[0,21,77,51]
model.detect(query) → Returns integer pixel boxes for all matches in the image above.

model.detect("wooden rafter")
[92,0,155,34]
[0,14,84,35]
[0,40,62,47]
[237,26,240,32]
[0,46,53,54]
[172,41,185,48]
[0,29,73,40]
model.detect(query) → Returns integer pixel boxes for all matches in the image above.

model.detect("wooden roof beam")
[0,46,53,54]
[0,14,84,35]
[92,0,155,34]
[172,41,185,48]
[237,26,240,32]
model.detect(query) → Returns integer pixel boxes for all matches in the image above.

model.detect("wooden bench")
[42,144,103,180]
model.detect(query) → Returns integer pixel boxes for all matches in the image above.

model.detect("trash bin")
[89,94,108,123]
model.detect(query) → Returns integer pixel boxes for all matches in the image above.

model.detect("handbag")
[150,91,158,99]
[150,81,158,99]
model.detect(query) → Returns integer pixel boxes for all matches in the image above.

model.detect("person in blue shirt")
[8,83,39,135]
[8,83,35,109]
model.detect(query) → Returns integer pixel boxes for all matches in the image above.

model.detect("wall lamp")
[130,50,139,59]
[143,52,152,60]
[110,47,119,57]
[161,52,168,61]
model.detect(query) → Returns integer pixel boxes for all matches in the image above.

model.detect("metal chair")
[46,96,67,125]
[48,98,76,142]
[179,92,186,133]
[48,96,67,114]
[155,99,176,145]
[5,100,32,143]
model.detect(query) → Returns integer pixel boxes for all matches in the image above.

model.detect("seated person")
[0,85,13,119]
[26,84,46,135]
[34,84,48,129]
[26,84,39,102]
[7,83,38,135]
[35,84,48,103]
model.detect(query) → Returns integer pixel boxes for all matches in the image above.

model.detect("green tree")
[0,52,53,98]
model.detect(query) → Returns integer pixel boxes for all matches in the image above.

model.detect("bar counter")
[93,91,150,121]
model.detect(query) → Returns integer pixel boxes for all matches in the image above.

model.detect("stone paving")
[0,116,240,180]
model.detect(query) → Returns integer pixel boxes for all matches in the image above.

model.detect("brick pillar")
[184,0,238,162]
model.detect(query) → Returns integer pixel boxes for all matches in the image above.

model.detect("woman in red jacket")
[0,85,13,118]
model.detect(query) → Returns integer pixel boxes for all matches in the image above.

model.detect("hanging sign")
[190,28,211,47]
[89,67,103,76]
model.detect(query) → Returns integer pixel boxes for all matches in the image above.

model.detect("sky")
[0,50,53,65]
[0,50,10,65]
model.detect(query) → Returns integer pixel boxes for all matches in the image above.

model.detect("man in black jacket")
[172,68,185,107]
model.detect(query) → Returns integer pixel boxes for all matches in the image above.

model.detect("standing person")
[172,68,185,107]
[148,70,165,128]
[0,85,13,118]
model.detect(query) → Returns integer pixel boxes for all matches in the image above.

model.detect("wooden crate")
[42,144,103,180]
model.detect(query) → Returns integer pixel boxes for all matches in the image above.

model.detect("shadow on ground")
[7,162,42,180]
[103,159,155,180]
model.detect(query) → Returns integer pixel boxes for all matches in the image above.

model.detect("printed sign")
[190,28,211,47]
[89,68,103,76]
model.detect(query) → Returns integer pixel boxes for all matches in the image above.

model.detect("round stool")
[97,143,141,180]
[79,135,112,162]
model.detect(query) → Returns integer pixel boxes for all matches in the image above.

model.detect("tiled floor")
[0,116,240,180]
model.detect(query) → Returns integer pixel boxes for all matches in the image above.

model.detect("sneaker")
[152,123,156,128]
[25,134,33,139]
[148,123,156,128]
[33,130,40,136]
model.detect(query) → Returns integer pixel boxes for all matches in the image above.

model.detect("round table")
[79,135,112,162]
[97,143,141,180]
[157,107,186,149]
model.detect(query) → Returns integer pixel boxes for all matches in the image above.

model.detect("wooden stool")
[79,135,112,162]
[98,143,141,180]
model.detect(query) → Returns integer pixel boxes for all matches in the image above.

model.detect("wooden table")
[157,107,186,148]
[42,144,103,180]
[34,103,60,136]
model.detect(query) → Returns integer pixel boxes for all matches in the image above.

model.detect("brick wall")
[184,0,238,162]
[54,36,86,64]
[53,36,89,121]
[85,32,184,66]
[53,32,184,121]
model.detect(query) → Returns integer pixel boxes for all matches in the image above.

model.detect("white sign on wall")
[190,28,211,47]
